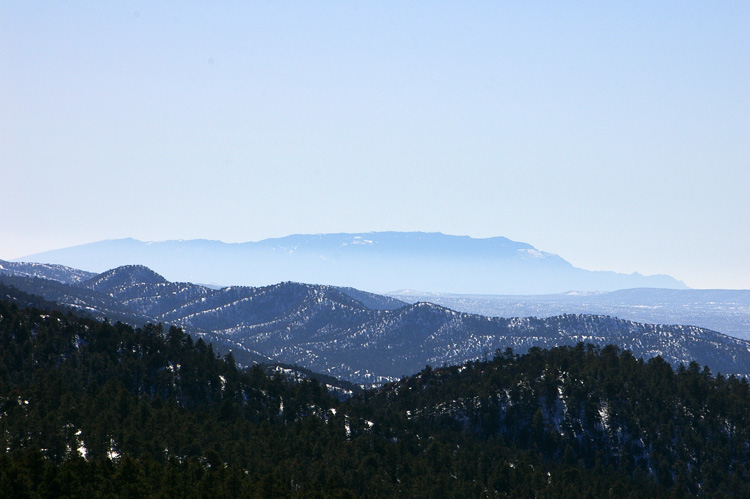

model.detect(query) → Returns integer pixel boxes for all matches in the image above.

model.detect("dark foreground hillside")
[1,294,750,497]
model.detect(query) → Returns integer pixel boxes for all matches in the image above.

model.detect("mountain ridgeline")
[393,288,750,341]
[2,297,750,496]
[14,232,687,294]
[0,261,748,386]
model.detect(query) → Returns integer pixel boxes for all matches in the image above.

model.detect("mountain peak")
[85,264,168,291]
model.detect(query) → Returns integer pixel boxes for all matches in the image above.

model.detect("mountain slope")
[3,301,750,496]
[0,264,745,386]
[16,232,687,294]
[0,273,153,326]
[393,288,750,340]
[348,344,750,496]
[0,259,96,284]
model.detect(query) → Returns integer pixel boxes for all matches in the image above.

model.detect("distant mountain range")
[1,260,747,386]
[14,232,687,294]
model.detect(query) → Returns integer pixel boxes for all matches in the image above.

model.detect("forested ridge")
[1,293,750,497]
[5,265,749,386]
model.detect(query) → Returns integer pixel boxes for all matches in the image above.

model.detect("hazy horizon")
[3,232,697,293]
[3,3,748,289]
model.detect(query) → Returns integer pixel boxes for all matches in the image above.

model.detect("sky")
[2,2,748,289]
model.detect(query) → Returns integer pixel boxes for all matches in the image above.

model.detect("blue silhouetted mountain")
[15,232,687,294]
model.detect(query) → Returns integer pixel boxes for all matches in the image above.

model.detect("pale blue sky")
[2,2,749,289]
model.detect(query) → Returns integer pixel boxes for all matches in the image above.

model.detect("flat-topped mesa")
[15,232,688,294]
